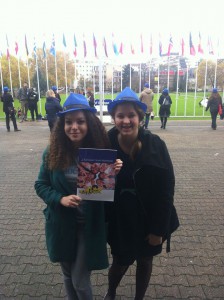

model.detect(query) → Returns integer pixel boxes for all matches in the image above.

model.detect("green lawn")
[0,92,211,120]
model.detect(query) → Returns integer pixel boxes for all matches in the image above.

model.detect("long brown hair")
[110,102,145,160]
[46,111,111,170]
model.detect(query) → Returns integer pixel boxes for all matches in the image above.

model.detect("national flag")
[130,43,135,55]
[33,39,37,58]
[167,35,173,56]
[189,33,196,55]
[25,34,29,57]
[159,39,162,56]
[140,34,144,53]
[180,38,185,56]
[198,32,204,54]
[119,42,123,55]
[83,34,87,58]
[93,33,97,58]
[43,41,46,59]
[50,34,56,56]
[149,34,153,56]
[73,34,77,57]
[103,37,108,57]
[63,33,67,47]
[15,41,19,55]
[6,35,10,60]
[208,36,214,55]
[112,33,119,56]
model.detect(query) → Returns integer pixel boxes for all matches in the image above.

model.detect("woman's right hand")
[60,195,82,208]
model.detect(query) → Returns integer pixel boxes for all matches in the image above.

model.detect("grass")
[0,92,211,120]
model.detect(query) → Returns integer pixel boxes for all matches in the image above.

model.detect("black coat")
[45,97,63,121]
[159,94,172,117]
[1,92,14,113]
[106,127,179,265]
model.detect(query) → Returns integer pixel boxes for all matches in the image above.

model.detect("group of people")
[34,87,179,300]
[139,83,172,130]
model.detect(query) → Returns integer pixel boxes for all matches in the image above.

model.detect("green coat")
[34,151,109,271]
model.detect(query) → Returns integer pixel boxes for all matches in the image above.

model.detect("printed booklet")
[77,148,117,201]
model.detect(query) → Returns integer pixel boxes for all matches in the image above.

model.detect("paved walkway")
[0,119,224,299]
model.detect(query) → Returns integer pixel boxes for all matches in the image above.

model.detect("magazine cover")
[77,148,117,201]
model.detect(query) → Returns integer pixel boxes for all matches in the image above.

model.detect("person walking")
[86,91,95,108]
[45,89,63,131]
[1,87,21,132]
[28,87,39,121]
[205,88,223,130]
[139,83,154,129]
[18,82,29,122]
[158,88,172,129]
[35,93,122,300]
[104,87,179,300]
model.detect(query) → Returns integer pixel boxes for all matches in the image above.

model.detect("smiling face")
[113,103,140,139]
[64,110,88,145]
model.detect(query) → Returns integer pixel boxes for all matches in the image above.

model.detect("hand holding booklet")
[77,148,117,201]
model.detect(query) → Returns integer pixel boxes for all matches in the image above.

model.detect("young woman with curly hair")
[35,93,122,300]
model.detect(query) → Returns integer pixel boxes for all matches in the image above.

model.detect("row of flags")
[1,32,218,61]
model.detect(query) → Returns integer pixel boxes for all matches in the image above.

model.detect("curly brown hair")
[46,111,111,170]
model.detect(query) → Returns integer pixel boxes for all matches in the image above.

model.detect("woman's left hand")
[114,159,123,175]
[145,234,162,246]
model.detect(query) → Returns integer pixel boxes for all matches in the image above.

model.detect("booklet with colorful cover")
[77,148,117,201]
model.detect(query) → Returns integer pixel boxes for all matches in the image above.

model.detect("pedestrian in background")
[104,87,179,300]
[18,82,29,122]
[35,93,122,299]
[52,86,61,102]
[86,91,95,108]
[1,86,21,132]
[28,87,39,121]
[158,88,172,129]
[45,89,63,131]
[205,88,223,130]
[139,83,154,129]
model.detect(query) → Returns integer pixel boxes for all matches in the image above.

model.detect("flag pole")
[157,60,160,117]
[129,63,131,88]
[175,58,180,116]
[45,55,49,91]
[17,57,21,88]
[184,63,189,116]
[27,57,30,87]
[112,65,114,99]
[167,56,170,90]
[8,58,13,94]
[203,59,208,116]
[64,52,68,97]
[139,63,141,93]
[0,60,4,91]
[35,53,41,112]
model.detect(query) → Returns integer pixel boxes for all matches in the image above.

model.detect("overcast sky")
[1,0,223,60]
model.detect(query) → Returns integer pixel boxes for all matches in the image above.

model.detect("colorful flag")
[15,41,19,55]
[149,34,153,56]
[93,33,97,58]
[25,34,29,57]
[181,38,185,56]
[189,33,196,56]
[63,33,67,48]
[73,34,77,57]
[167,35,173,56]
[50,34,56,56]
[159,39,162,56]
[103,37,108,57]
[83,34,87,58]
[112,33,119,56]
[130,43,135,55]
[208,36,214,55]
[43,41,46,59]
[119,42,123,55]
[140,34,144,53]
[6,35,10,60]
[198,32,204,54]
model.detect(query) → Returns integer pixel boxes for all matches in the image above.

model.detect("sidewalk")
[0,119,224,299]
